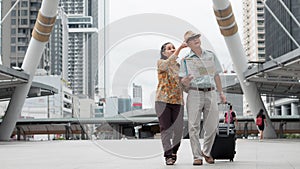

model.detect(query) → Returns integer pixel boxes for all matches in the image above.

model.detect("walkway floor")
[1,138,300,169]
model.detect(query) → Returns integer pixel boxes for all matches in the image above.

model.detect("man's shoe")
[193,159,203,165]
[201,151,215,164]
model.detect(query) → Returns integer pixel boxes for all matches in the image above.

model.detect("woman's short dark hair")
[160,42,172,60]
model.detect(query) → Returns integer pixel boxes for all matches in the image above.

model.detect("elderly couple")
[155,30,226,165]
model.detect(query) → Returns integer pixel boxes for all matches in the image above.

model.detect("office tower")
[265,0,300,60]
[105,96,118,117]
[59,0,97,98]
[49,8,69,80]
[242,0,266,62]
[0,0,2,61]
[264,0,300,116]
[242,0,266,115]
[118,98,132,113]
[1,0,69,78]
[97,0,109,100]
[1,0,50,68]
[132,83,142,110]
[89,0,99,100]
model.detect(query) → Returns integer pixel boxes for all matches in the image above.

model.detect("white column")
[98,0,110,99]
[212,0,277,138]
[291,103,298,116]
[0,0,60,141]
[275,108,281,116]
[281,105,288,116]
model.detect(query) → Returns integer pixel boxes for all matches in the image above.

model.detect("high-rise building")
[90,0,99,101]
[59,0,97,98]
[242,0,267,115]
[118,98,132,113]
[0,0,2,60]
[96,0,110,100]
[242,0,266,62]
[1,0,50,68]
[264,0,300,116]
[49,8,69,80]
[1,0,69,78]
[105,96,118,117]
[66,15,92,96]
[132,83,142,110]
[1,0,98,118]
[265,0,300,60]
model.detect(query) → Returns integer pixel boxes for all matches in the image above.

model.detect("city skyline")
[0,0,243,109]
[0,0,299,141]
[107,0,243,108]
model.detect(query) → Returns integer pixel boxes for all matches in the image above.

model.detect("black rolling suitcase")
[211,103,236,162]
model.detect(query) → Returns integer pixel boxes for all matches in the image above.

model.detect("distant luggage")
[211,103,236,162]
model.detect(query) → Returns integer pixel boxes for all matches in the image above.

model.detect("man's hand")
[219,92,226,103]
[181,74,193,87]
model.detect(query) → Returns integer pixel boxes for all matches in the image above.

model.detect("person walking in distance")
[179,31,226,165]
[224,105,238,126]
[256,109,267,140]
[155,42,187,165]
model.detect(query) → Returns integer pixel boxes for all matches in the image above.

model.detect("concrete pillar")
[212,0,277,138]
[291,103,299,116]
[281,105,288,116]
[0,0,59,141]
[275,108,281,116]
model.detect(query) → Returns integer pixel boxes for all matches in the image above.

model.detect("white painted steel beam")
[0,0,60,140]
[212,0,277,138]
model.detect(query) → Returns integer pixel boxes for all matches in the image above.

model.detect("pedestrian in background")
[256,109,267,140]
[224,104,238,126]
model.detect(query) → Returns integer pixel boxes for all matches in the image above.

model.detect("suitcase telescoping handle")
[217,102,230,106]
[217,102,232,136]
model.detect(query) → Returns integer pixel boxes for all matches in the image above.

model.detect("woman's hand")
[174,42,188,56]
[179,42,188,49]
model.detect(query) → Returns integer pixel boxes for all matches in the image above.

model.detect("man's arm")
[214,74,226,103]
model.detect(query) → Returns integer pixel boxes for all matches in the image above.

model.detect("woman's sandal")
[172,154,177,163]
[165,157,174,165]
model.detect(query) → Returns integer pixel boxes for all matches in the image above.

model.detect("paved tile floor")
[0,139,300,169]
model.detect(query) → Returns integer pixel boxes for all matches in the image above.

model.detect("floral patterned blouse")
[155,54,183,105]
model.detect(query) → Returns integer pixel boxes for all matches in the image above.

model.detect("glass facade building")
[264,0,300,116]
[265,0,300,60]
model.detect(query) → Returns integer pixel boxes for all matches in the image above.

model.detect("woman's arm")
[264,118,268,127]
[157,42,187,72]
